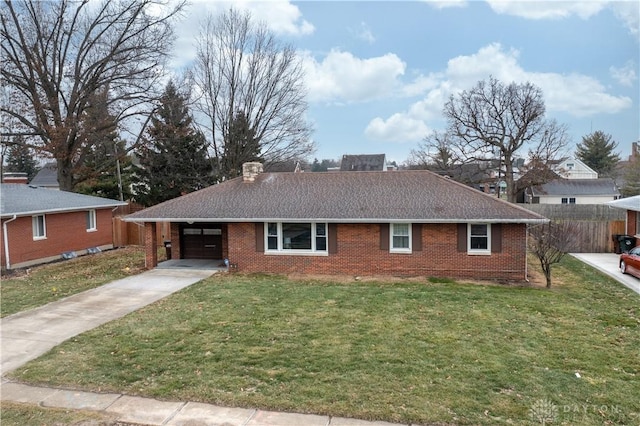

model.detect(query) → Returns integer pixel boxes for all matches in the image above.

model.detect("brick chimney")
[242,162,263,182]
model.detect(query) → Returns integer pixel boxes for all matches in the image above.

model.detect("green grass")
[0,401,117,426]
[7,256,640,425]
[0,246,149,318]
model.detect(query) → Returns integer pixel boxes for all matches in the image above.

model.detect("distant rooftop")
[340,154,387,172]
[29,162,59,188]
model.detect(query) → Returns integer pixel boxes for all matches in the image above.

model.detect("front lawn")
[8,256,640,425]
[0,401,117,426]
[0,246,152,318]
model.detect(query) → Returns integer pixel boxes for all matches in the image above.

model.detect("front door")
[181,225,223,259]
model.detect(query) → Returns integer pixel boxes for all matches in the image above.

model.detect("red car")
[620,247,640,279]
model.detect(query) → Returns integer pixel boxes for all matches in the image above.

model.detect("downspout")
[3,215,17,270]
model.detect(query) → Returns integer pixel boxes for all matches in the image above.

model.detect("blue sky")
[173,1,639,164]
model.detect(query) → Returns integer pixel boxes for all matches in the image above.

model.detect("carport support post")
[145,222,158,269]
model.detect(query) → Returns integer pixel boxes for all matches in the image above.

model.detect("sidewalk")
[1,380,405,426]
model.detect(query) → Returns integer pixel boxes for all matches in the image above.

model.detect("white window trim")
[86,209,97,232]
[390,222,412,253]
[264,222,329,256]
[468,223,491,255]
[32,214,46,240]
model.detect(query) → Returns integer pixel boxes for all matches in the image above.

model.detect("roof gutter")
[121,217,550,225]
[3,214,17,270]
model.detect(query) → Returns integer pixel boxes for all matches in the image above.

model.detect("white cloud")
[350,22,376,44]
[364,42,632,142]
[301,49,406,103]
[169,0,314,69]
[424,0,468,9]
[365,114,431,143]
[610,61,637,86]
[609,1,640,37]
[486,1,639,38]
[486,1,607,20]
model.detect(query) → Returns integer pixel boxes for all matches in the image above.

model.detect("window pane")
[33,215,45,237]
[268,236,278,250]
[393,235,409,249]
[470,224,487,236]
[393,223,409,236]
[268,223,278,236]
[470,236,488,250]
[316,223,326,236]
[282,223,311,250]
[316,237,327,251]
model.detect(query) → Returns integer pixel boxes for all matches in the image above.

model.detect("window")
[391,223,411,252]
[86,209,97,231]
[265,222,328,254]
[569,197,576,204]
[562,197,576,204]
[468,223,490,254]
[32,215,46,239]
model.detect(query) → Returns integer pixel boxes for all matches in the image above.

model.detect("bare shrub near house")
[528,221,583,288]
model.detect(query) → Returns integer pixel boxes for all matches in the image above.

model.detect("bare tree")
[191,8,314,180]
[0,0,185,191]
[528,221,582,288]
[438,76,568,203]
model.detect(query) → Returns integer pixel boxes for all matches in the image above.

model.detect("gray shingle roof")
[29,162,59,188]
[125,170,547,224]
[531,178,620,197]
[1,184,127,217]
[606,195,640,212]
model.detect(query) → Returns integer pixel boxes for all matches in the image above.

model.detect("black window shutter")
[491,223,502,253]
[380,223,390,250]
[328,223,338,254]
[412,223,422,251]
[457,223,467,252]
[255,222,264,252]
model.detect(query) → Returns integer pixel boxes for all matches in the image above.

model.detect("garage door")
[181,226,223,259]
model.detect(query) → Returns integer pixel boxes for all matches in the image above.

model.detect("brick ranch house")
[125,163,548,281]
[1,184,127,270]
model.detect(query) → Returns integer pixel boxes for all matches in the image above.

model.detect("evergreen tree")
[74,88,133,200]
[4,136,39,180]
[220,110,261,179]
[575,131,620,177]
[133,81,213,206]
[621,157,640,197]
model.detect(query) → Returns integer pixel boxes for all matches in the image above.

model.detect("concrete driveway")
[1,267,215,375]
[571,253,640,295]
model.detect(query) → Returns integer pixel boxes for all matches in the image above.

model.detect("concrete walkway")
[1,267,215,375]
[571,252,640,295]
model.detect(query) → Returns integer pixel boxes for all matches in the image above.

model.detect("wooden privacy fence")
[112,203,171,247]
[520,204,626,253]
[112,217,171,247]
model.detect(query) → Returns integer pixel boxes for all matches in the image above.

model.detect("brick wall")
[1,209,115,269]
[227,222,528,281]
[144,222,157,268]
[628,210,638,236]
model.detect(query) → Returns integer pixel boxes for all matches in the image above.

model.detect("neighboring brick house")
[606,195,640,243]
[1,184,127,270]
[125,163,548,282]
